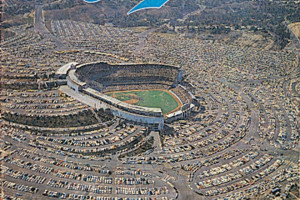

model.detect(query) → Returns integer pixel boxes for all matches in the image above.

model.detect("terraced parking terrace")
[106,89,182,115]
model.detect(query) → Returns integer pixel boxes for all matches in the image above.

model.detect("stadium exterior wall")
[111,109,164,130]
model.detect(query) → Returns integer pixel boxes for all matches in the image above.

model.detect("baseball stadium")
[59,62,197,130]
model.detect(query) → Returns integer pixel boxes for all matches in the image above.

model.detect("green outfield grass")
[106,90,180,114]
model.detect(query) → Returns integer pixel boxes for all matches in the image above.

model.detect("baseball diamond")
[105,89,182,115]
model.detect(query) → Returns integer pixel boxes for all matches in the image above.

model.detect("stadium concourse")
[0,18,299,200]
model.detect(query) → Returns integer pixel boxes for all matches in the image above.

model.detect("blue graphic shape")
[83,0,101,3]
[83,0,170,14]
[127,0,170,15]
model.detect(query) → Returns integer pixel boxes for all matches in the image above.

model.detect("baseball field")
[105,89,181,115]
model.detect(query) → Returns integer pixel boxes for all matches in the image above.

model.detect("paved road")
[34,3,64,49]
